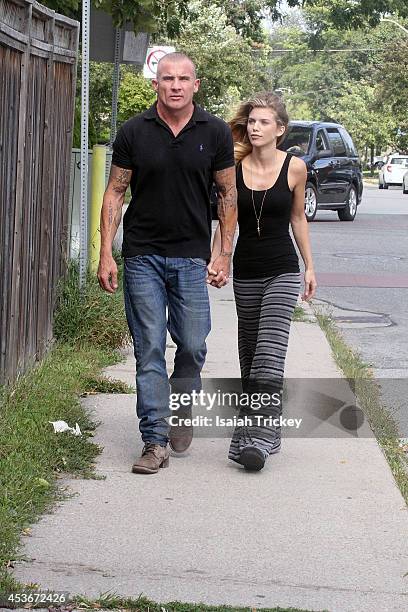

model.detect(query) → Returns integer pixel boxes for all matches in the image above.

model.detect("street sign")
[143,46,176,79]
[89,7,149,65]
[122,30,150,64]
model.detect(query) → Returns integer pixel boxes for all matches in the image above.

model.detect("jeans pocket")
[125,255,146,262]
[188,258,207,266]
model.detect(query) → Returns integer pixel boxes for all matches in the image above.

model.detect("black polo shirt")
[112,102,235,260]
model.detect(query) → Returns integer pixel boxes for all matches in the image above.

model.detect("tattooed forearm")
[107,200,122,227]
[217,185,237,221]
[213,166,238,253]
[214,168,237,221]
[100,165,132,255]
[112,168,132,194]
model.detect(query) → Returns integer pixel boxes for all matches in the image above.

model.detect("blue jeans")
[123,255,211,446]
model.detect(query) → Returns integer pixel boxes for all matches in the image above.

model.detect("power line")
[269,47,385,53]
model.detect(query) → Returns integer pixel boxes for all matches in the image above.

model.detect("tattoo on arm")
[214,167,237,222]
[108,165,132,195]
[213,167,237,253]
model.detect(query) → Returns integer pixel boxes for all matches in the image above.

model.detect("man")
[97,53,237,474]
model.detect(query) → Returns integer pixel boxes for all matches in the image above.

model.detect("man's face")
[152,59,200,113]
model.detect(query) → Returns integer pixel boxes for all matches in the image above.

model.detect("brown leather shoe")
[169,407,193,453]
[131,443,170,474]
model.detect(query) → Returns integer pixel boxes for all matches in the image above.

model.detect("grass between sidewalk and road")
[56,592,327,612]
[0,260,323,612]
[362,170,379,185]
[314,306,408,505]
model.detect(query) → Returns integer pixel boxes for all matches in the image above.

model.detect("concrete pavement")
[11,283,408,612]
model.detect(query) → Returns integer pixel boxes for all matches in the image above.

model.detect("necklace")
[251,189,268,237]
[250,162,269,237]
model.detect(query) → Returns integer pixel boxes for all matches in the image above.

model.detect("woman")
[210,92,317,471]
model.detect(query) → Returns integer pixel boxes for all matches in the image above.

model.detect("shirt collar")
[143,101,208,123]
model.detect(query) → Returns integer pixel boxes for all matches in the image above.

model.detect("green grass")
[315,308,408,504]
[362,170,379,178]
[0,342,128,589]
[292,304,315,323]
[68,592,325,612]
[0,589,326,612]
[82,374,134,394]
[362,170,379,185]
[54,256,130,349]
[292,305,307,321]
[0,256,133,593]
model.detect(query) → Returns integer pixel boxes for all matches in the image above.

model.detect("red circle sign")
[146,49,168,74]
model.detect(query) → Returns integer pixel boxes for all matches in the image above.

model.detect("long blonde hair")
[229,92,289,164]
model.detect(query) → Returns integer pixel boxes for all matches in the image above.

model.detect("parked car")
[402,169,408,195]
[278,120,363,221]
[379,154,408,189]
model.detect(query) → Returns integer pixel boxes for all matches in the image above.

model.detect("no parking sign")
[143,46,176,79]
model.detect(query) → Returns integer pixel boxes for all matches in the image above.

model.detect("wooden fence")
[0,0,79,384]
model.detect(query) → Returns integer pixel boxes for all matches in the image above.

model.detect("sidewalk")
[11,283,408,612]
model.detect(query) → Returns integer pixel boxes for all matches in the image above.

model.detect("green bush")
[118,71,156,124]
[53,257,130,349]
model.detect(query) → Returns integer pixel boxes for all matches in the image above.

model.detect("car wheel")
[338,185,357,221]
[304,183,318,221]
[383,180,389,190]
[403,184,408,195]
[378,181,383,190]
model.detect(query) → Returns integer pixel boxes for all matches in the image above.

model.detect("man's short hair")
[156,53,197,79]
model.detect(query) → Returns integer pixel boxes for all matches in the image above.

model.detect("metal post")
[109,28,121,147]
[79,0,90,288]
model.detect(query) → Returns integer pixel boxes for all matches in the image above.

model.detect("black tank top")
[233,153,300,279]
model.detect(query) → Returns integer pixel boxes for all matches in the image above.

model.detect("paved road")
[361,182,408,215]
[307,183,408,435]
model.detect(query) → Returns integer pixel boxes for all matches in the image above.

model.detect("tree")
[201,0,266,42]
[40,1,408,34]
[375,39,408,152]
[118,70,156,123]
[266,10,406,158]
[166,1,270,117]
[39,0,190,36]
[287,0,408,29]
[325,81,393,156]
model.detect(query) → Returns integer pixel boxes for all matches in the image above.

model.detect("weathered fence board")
[0,0,79,384]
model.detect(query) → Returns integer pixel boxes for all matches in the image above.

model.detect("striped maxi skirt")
[228,272,301,463]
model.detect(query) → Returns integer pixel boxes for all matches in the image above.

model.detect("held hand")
[206,253,231,288]
[302,269,317,301]
[206,260,217,285]
[97,254,118,293]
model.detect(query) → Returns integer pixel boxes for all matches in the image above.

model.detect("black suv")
[278,121,363,221]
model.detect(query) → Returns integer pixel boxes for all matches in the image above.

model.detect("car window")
[279,126,312,155]
[390,157,408,166]
[316,129,330,152]
[326,128,347,156]
[338,127,358,156]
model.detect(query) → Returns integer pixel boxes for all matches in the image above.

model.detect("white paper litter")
[49,420,82,436]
